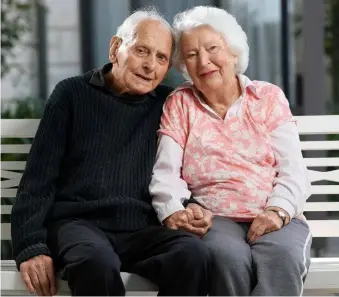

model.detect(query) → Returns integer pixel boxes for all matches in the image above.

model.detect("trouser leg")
[202,216,253,296]
[115,226,210,296]
[251,219,312,296]
[48,220,125,296]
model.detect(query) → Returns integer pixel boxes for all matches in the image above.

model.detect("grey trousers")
[202,216,312,296]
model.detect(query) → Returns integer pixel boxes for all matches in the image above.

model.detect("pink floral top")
[158,78,295,220]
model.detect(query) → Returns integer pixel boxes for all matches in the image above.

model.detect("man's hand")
[163,208,194,230]
[247,210,284,244]
[182,203,213,237]
[20,255,57,296]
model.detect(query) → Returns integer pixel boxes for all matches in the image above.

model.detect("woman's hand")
[164,204,213,237]
[182,203,213,237]
[247,209,288,244]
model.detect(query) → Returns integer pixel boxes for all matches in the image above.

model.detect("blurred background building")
[1,0,338,259]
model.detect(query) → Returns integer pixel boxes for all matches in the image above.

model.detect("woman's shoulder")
[164,81,198,107]
[251,80,285,98]
[250,80,290,112]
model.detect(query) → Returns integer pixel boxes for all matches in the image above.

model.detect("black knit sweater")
[11,64,174,269]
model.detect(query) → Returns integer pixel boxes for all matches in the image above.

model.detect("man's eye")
[158,55,167,61]
[136,48,146,54]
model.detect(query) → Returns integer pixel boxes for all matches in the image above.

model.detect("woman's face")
[180,25,237,92]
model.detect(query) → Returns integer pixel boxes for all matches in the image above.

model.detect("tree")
[1,0,34,77]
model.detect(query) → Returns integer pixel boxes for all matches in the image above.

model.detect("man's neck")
[104,70,129,95]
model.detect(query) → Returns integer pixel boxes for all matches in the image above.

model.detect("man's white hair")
[116,6,174,54]
[172,6,249,80]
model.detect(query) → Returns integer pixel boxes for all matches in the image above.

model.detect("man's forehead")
[133,20,173,52]
[135,19,172,38]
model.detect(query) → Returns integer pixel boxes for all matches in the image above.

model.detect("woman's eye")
[209,46,219,53]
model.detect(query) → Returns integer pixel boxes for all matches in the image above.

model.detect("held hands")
[164,203,213,237]
[247,207,290,244]
[20,255,57,296]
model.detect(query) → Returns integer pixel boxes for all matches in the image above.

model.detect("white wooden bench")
[1,116,339,295]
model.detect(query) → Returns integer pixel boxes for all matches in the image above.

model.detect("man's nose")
[143,54,156,71]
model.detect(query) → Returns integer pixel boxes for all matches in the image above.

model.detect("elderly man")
[11,8,210,296]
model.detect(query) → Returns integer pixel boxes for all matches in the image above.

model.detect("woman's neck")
[201,75,242,119]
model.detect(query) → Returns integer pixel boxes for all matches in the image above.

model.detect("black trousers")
[47,219,209,296]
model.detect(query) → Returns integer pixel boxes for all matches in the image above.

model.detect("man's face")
[110,20,173,95]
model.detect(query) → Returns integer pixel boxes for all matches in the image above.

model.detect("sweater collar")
[89,63,157,98]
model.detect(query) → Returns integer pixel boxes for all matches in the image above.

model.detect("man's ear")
[109,36,122,63]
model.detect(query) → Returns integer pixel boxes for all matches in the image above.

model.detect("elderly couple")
[11,5,312,296]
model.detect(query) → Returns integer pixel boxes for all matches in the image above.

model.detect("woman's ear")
[109,36,122,63]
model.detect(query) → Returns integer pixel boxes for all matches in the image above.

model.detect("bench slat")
[2,203,339,214]
[301,141,339,151]
[304,158,339,167]
[308,169,339,183]
[1,224,11,240]
[1,189,17,198]
[308,220,339,237]
[295,115,339,134]
[301,140,339,150]
[1,258,338,294]
[311,185,339,195]
[1,144,31,154]
[1,162,26,171]
[1,205,12,215]
[2,221,338,239]
[304,202,339,212]
[0,260,158,293]
[1,117,338,137]
[1,220,339,239]
[1,120,39,138]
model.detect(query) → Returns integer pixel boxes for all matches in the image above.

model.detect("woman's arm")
[266,122,311,221]
[150,135,191,223]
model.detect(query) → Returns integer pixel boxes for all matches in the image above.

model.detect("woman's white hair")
[172,6,249,79]
[116,6,174,54]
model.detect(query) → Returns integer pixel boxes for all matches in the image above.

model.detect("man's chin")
[130,84,156,95]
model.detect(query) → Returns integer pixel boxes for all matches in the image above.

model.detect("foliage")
[1,0,34,76]
[1,98,45,119]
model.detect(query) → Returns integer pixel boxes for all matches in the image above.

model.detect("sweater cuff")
[183,196,206,209]
[15,243,51,271]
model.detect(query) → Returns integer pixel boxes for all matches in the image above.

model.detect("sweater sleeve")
[11,80,71,270]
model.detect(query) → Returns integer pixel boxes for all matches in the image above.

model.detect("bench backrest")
[1,116,339,244]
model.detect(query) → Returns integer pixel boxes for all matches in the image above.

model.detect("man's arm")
[11,80,71,270]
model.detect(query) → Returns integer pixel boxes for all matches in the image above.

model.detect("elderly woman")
[149,6,312,296]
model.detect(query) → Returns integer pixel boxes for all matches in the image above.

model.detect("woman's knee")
[207,240,252,272]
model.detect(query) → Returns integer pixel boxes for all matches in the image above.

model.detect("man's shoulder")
[50,74,87,96]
